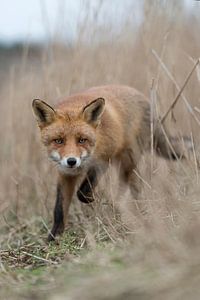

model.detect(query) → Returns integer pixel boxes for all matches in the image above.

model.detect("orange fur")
[32,85,185,241]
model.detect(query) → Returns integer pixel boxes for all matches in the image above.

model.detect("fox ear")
[82,98,105,126]
[32,99,56,127]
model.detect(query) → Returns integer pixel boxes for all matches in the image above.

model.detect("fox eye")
[54,138,64,145]
[78,138,87,144]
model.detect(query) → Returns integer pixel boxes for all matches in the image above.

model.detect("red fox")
[32,85,186,241]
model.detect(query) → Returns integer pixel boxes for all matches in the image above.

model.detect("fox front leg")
[48,176,77,241]
[47,184,64,241]
[77,167,98,203]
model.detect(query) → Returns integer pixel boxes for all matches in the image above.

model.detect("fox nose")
[67,157,77,167]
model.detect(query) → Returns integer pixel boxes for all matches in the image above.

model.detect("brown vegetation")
[1,1,200,299]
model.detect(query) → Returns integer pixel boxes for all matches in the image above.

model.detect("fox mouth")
[57,158,85,174]
[57,163,81,174]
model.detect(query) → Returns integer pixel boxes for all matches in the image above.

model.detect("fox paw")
[47,223,64,242]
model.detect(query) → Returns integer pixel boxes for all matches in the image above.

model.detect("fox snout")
[60,156,81,169]
[50,150,87,174]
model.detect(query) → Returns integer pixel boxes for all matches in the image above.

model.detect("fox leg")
[77,167,98,203]
[77,162,108,203]
[123,168,144,214]
[122,148,151,216]
[120,149,142,209]
[122,166,141,200]
[48,176,77,241]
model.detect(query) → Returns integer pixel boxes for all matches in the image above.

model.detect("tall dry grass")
[1,1,200,294]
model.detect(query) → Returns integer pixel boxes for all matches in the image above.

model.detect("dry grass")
[1,1,200,299]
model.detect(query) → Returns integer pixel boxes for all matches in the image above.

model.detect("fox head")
[32,98,105,175]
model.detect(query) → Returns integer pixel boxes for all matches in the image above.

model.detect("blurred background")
[1,1,200,299]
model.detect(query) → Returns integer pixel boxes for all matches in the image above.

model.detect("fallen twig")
[21,251,57,265]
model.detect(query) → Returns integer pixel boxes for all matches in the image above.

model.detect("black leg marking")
[48,184,64,241]
[77,168,97,203]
